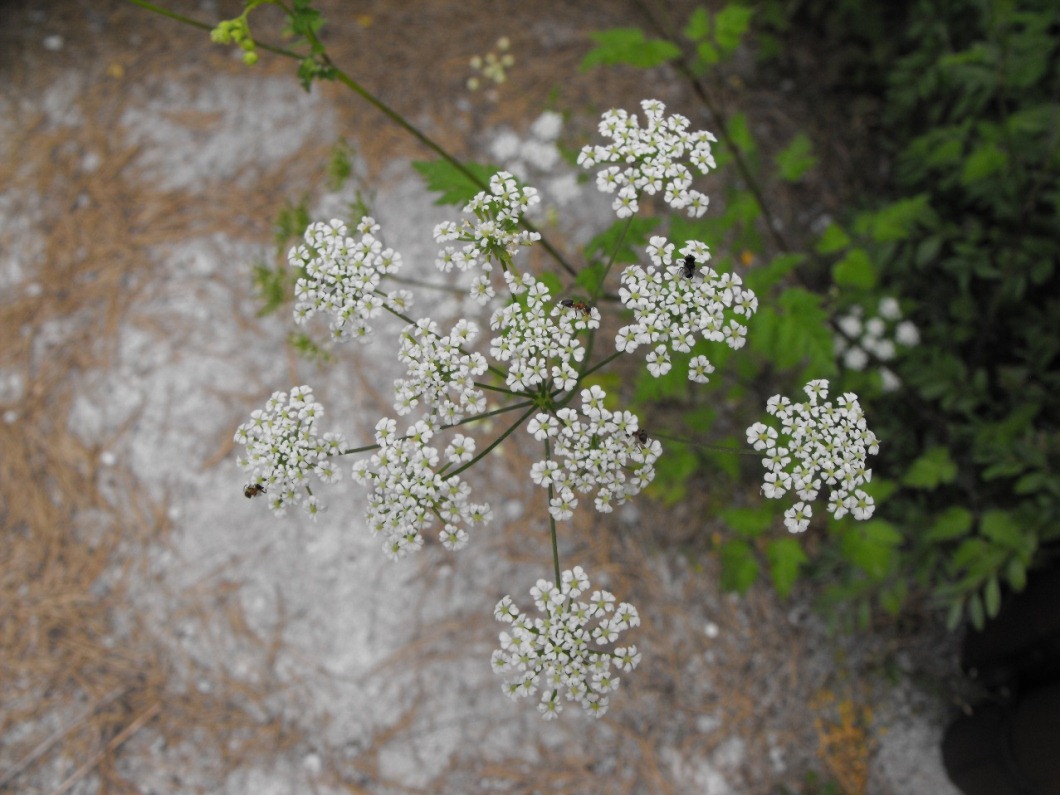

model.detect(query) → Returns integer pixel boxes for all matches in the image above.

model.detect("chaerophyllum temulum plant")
[135,0,881,720]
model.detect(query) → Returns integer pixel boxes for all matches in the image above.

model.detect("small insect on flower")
[560,298,592,317]
[629,428,649,446]
[243,483,267,499]
[681,254,697,279]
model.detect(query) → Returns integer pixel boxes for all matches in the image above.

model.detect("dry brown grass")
[0,4,318,790]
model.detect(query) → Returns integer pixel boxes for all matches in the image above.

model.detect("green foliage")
[749,288,835,375]
[744,0,1060,629]
[719,538,759,593]
[252,260,288,317]
[583,217,659,268]
[830,247,876,290]
[326,139,355,190]
[288,330,331,363]
[828,0,1060,629]
[766,537,808,597]
[721,504,775,538]
[273,197,311,250]
[581,28,682,70]
[647,443,700,506]
[725,111,756,155]
[684,4,755,67]
[774,132,817,182]
[902,446,958,489]
[411,159,499,206]
[250,198,311,317]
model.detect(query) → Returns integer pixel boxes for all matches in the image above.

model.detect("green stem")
[630,0,791,256]
[126,0,303,59]
[578,217,631,369]
[130,0,578,277]
[545,439,561,585]
[336,399,534,456]
[579,350,624,380]
[445,404,537,479]
[296,32,577,278]
[650,430,764,456]
[476,381,526,398]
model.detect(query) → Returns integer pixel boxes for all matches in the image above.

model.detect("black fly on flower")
[681,254,697,279]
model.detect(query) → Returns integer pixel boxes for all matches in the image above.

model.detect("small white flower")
[748,381,879,531]
[579,99,716,219]
[843,345,869,371]
[290,218,410,344]
[394,319,488,429]
[489,273,594,394]
[895,320,920,347]
[351,419,490,559]
[617,236,756,381]
[878,296,901,320]
[432,171,541,298]
[234,386,346,517]
[492,567,641,719]
[784,501,812,533]
[835,298,919,376]
[529,387,660,521]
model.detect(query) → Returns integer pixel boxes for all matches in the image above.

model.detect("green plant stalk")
[129,0,578,278]
[630,0,792,256]
[295,22,578,279]
[580,216,634,369]
[446,405,538,480]
[336,399,534,457]
[545,438,562,584]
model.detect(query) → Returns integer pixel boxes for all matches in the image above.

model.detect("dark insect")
[243,483,267,499]
[681,254,696,279]
[560,298,592,317]
[629,428,649,446]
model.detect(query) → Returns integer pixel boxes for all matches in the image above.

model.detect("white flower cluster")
[834,297,920,391]
[234,385,345,518]
[528,386,660,520]
[433,171,541,304]
[351,419,491,559]
[616,236,757,380]
[577,98,717,219]
[394,318,488,427]
[290,217,412,343]
[491,566,641,720]
[746,380,880,533]
[489,272,598,393]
